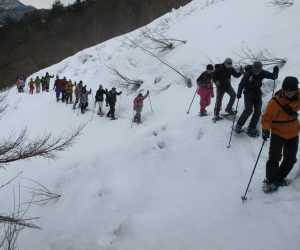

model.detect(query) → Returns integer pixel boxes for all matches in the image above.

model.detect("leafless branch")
[141,27,186,52]
[125,36,192,87]
[22,178,61,206]
[268,0,294,7]
[107,65,143,90]
[0,124,85,167]
[0,92,8,118]
[235,46,286,68]
[0,184,40,250]
[0,172,23,190]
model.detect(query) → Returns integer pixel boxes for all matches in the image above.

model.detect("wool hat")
[206,64,214,71]
[282,76,299,91]
[253,61,262,70]
[224,58,233,65]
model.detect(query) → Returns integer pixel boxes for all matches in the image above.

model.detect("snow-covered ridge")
[1,0,300,249]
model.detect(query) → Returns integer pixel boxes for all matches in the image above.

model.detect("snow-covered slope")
[1,0,300,249]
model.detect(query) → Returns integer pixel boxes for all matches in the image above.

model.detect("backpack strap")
[273,97,299,119]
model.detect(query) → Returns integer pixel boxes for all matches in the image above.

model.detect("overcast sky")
[20,0,75,9]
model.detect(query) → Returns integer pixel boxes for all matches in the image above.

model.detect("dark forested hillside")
[0,0,191,89]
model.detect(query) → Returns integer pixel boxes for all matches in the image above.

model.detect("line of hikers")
[16,58,300,193]
[196,58,299,192]
[52,75,149,122]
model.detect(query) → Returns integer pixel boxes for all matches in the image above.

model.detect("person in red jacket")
[28,78,35,94]
[196,64,214,116]
[133,90,149,124]
[53,75,62,102]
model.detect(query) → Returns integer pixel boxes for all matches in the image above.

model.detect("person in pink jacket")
[133,90,149,124]
[196,64,214,116]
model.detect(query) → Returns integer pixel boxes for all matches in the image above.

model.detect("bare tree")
[268,0,294,7]
[125,36,192,87]
[0,184,40,250]
[0,95,84,248]
[141,27,186,52]
[107,65,143,90]
[235,46,286,68]
[0,125,84,167]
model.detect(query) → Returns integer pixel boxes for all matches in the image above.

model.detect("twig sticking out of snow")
[125,36,192,88]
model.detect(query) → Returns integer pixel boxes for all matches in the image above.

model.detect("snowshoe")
[225,108,238,116]
[199,110,208,117]
[235,125,244,134]
[212,115,223,123]
[262,180,278,193]
[246,128,260,138]
[277,179,290,187]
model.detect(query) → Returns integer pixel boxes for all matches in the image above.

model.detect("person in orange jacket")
[261,76,300,192]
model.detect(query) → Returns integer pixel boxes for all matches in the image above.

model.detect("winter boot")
[235,124,244,134]
[247,128,260,137]
[263,180,278,193]
[200,110,208,117]
[277,179,289,187]
[225,108,237,115]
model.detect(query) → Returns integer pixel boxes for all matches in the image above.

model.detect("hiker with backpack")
[53,75,62,102]
[196,64,214,116]
[45,72,54,92]
[28,78,35,94]
[34,76,41,94]
[41,76,46,92]
[66,79,75,104]
[95,85,108,116]
[106,87,122,120]
[235,62,279,137]
[73,81,83,109]
[61,77,68,102]
[133,90,149,124]
[79,86,92,114]
[261,76,300,192]
[213,58,243,121]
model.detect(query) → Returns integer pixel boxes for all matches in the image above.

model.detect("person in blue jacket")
[235,61,279,137]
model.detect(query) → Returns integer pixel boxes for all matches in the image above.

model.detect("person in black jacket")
[235,61,279,137]
[95,85,107,116]
[213,58,243,120]
[106,87,122,120]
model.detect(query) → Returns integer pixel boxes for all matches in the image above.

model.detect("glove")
[262,129,270,141]
[120,91,122,94]
[147,90,149,94]
[273,66,279,75]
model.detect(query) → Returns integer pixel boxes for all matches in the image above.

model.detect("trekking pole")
[77,103,80,116]
[131,111,135,128]
[118,94,122,113]
[241,140,266,202]
[186,89,197,114]
[149,94,153,112]
[90,102,97,122]
[227,99,240,149]
[272,79,276,97]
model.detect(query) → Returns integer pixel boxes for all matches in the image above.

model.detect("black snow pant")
[107,102,116,118]
[214,85,236,116]
[80,102,88,113]
[66,92,73,104]
[73,94,80,108]
[62,90,67,102]
[237,90,262,130]
[266,134,298,182]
